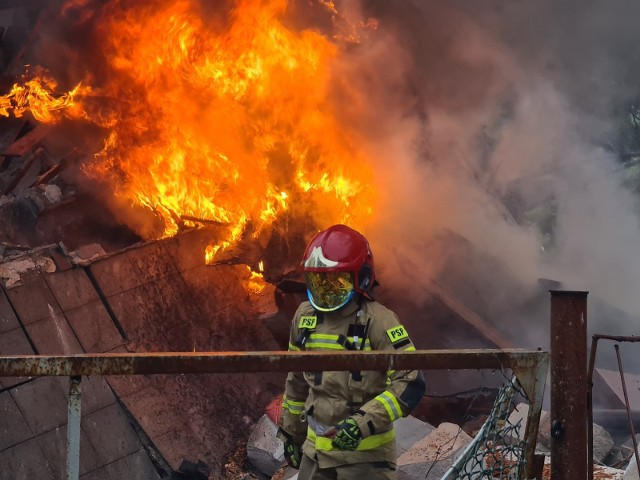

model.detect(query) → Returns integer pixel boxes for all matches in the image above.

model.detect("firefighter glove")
[332,417,362,451]
[279,429,302,469]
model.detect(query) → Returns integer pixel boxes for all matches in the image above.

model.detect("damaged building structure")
[0,1,639,479]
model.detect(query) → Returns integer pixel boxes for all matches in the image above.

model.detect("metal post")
[587,335,599,480]
[67,376,82,480]
[550,290,588,480]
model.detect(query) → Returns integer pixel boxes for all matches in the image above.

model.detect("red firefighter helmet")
[302,224,375,312]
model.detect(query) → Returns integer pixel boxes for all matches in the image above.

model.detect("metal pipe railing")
[0,349,549,480]
[588,335,640,480]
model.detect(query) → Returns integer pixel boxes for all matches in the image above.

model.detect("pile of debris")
[245,402,639,480]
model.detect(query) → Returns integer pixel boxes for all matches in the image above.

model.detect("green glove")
[279,429,302,469]
[331,417,362,451]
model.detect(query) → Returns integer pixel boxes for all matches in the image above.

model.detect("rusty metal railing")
[0,349,548,480]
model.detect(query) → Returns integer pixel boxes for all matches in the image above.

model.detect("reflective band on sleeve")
[404,345,416,351]
[307,427,395,451]
[288,343,300,351]
[386,370,395,386]
[375,391,402,421]
[282,395,305,415]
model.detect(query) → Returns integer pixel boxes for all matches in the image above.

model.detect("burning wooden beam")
[179,215,231,227]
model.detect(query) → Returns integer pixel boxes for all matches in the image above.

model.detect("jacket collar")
[325,297,361,319]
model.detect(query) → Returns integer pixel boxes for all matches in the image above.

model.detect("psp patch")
[386,325,409,344]
[299,315,317,329]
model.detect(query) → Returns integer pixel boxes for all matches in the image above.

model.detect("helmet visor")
[305,271,355,312]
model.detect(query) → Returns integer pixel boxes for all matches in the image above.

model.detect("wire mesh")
[441,378,527,479]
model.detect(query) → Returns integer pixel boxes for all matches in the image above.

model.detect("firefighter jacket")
[278,298,426,468]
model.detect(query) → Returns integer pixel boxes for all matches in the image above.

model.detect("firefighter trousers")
[298,454,396,480]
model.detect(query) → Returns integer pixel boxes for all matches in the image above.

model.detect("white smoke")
[327,0,640,352]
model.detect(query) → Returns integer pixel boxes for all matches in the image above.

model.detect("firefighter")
[277,224,426,479]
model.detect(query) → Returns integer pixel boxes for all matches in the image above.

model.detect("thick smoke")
[23,1,640,363]
[324,0,640,357]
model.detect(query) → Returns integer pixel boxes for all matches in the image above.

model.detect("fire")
[245,265,266,294]
[0,76,89,123]
[0,0,377,265]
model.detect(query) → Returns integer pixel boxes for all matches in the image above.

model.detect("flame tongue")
[0,0,376,263]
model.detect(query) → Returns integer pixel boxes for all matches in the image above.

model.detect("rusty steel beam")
[0,349,547,377]
[550,290,589,480]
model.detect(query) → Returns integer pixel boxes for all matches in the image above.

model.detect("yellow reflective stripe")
[296,333,373,351]
[306,342,344,350]
[307,333,343,350]
[350,338,372,350]
[375,391,402,421]
[307,427,395,451]
[404,345,416,351]
[282,396,305,414]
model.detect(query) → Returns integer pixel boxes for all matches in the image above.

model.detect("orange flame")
[0,76,89,123]
[244,265,267,294]
[1,0,377,265]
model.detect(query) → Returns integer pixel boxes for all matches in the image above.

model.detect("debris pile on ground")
[249,401,638,480]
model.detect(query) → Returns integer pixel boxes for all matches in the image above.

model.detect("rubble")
[508,403,614,461]
[625,454,639,480]
[396,422,472,479]
[247,415,285,477]
[394,415,435,455]
[0,253,54,286]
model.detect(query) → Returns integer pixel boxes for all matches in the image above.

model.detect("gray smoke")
[326,0,640,358]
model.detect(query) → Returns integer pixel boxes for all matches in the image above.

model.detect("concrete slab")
[5,274,63,325]
[107,374,151,398]
[596,368,640,410]
[82,376,116,415]
[162,228,216,273]
[247,414,284,477]
[11,377,68,435]
[26,315,84,355]
[128,241,178,285]
[120,385,184,439]
[0,288,19,333]
[99,449,161,480]
[79,468,111,480]
[106,277,202,351]
[80,449,160,480]
[0,437,56,480]
[0,390,34,451]
[82,403,142,466]
[0,327,33,388]
[44,268,100,311]
[89,251,140,297]
[37,424,101,480]
[153,428,196,471]
[64,300,123,353]
[180,265,279,351]
[394,415,435,455]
